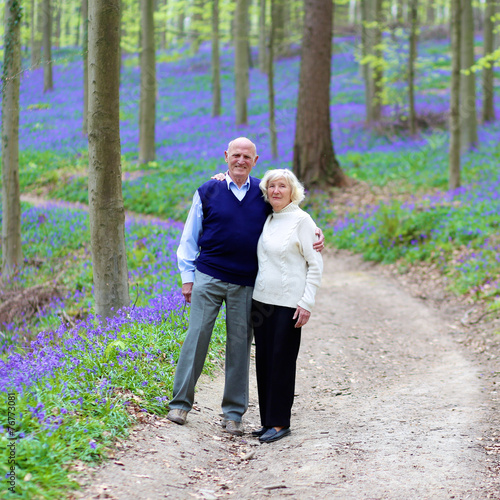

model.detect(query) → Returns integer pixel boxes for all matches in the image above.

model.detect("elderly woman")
[251,169,323,444]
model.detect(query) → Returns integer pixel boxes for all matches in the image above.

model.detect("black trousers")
[252,300,302,428]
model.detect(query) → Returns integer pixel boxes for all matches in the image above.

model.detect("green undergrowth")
[1,310,226,499]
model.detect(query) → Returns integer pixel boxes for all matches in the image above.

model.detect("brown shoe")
[167,408,188,425]
[224,419,243,436]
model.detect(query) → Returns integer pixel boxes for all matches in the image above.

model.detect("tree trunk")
[42,0,53,91]
[459,0,478,152]
[2,0,23,278]
[449,0,461,190]
[268,0,277,158]
[159,0,168,51]
[234,0,249,125]
[190,0,203,55]
[258,0,267,72]
[54,0,61,48]
[361,0,373,123]
[82,0,89,135]
[31,0,42,67]
[211,0,221,117]
[482,0,496,123]
[426,0,435,24]
[177,12,185,45]
[408,0,418,135]
[273,0,286,57]
[88,0,130,318]
[292,0,347,188]
[139,0,157,163]
[372,0,383,122]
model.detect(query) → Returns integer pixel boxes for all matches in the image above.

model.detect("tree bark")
[292,0,347,188]
[482,0,496,123]
[273,0,286,57]
[190,0,203,55]
[362,0,383,123]
[361,0,373,123]
[268,0,277,158]
[82,0,89,135]
[42,0,53,91]
[54,0,61,48]
[211,0,221,117]
[459,0,478,152]
[88,0,130,318]
[372,0,383,122]
[234,0,249,125]
[2,0,23,278]
[258,0,267,72]
[139,0,157,163]
[449,0,461,190]
[408,0,418,135]
[31,0,42,68]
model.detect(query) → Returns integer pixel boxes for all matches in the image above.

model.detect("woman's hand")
[211,172,227,181]
[293,306,311,328]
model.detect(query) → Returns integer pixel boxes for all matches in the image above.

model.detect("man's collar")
[226,174,250,191]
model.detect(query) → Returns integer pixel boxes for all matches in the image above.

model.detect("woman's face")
[267,177,292,211]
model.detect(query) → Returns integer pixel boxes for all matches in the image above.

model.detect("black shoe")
[251,426,270,437]
[259,427,291,443]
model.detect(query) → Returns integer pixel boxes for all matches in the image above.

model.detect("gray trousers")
[169,270,253,422]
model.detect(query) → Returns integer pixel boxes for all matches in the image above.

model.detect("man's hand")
[293,306,311,328]
[313,227,325,252]
[182,282,193,303]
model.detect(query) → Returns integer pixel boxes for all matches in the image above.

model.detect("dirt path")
[75,250,499,499]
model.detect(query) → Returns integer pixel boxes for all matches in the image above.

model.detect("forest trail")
[72,250,499,499]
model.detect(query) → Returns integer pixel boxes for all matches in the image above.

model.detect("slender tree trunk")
[177,12,185,45]
[32,0,43,67]
[408,0,418,135]
[268,0,277,158]
[449,0,461,190]
[482,0,496,123]
[258,0,267,72]
[31,0,41,67]
[234,0,249,125]
[75,5,81,45]
[159,0,168,50]
[211,0,221,117]
[54,0,61,48]
[372,0,383,122]
[139,0,157,163]
[273,0,286,57]
[2,0,23,278]
[293,0,347,188]
[361,0,373,122]
[190,0,203,55]
[426,0,435,24]
[459,0,478,152]
[42,0,53,91]
[88,0,130,318]
[82,0,89,135]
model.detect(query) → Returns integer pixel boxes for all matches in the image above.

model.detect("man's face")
[224,139,259,181]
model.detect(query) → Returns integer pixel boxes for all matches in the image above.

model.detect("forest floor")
[72,248,500,500]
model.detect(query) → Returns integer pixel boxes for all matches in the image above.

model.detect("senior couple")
[167,137,323,444]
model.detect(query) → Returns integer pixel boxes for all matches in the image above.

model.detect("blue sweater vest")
[196,177,271,286]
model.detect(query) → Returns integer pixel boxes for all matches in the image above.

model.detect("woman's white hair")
[259,169,305,204]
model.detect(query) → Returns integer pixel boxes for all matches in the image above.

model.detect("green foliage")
[0,312,227,499]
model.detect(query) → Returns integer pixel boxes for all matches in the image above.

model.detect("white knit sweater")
[252,202,323,312]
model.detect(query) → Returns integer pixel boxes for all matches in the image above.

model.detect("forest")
[1,0,500,498]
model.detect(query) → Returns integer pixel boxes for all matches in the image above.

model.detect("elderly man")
[167,137,323,435]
